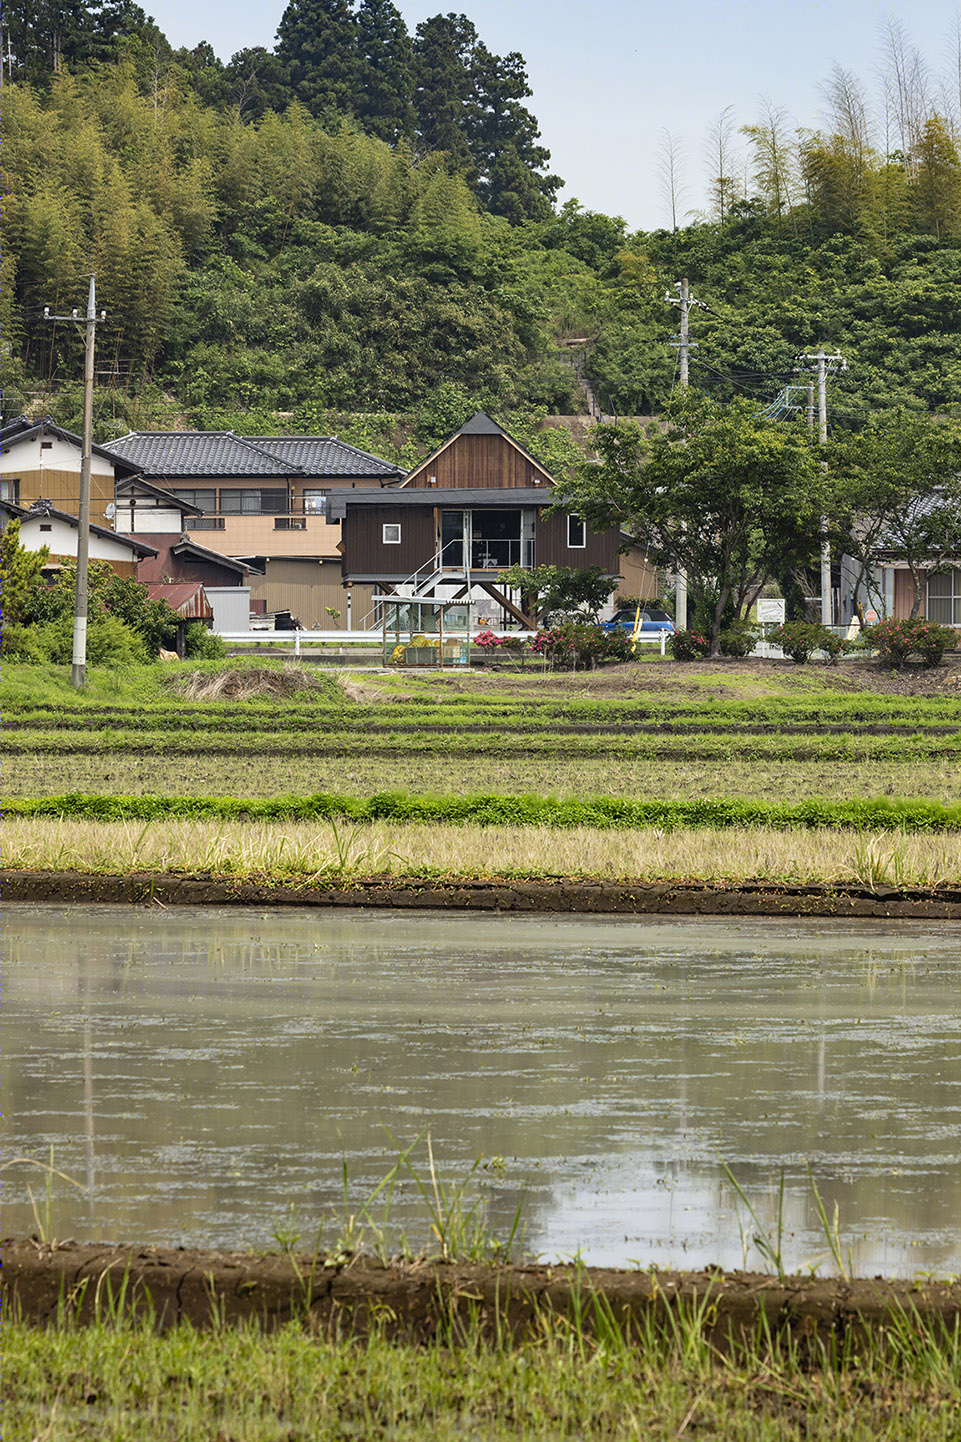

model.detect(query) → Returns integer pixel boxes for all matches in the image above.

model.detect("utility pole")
[44,276,106,689]
[798,348,846,627]
[665,279,709,629]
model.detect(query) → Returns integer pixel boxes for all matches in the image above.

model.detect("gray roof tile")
[104,431,403,480]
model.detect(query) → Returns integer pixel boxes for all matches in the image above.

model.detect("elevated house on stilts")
[330,412,654,627]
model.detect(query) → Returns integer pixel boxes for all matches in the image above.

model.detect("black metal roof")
[250,436,404,477]
[104,430,404,480]
[328,486,554,520]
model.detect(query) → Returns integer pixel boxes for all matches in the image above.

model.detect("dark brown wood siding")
[536,511,621,571]
[407,434,550,490]
[344,506,435,575]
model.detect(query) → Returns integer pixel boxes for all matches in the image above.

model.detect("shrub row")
[8,791,960,832]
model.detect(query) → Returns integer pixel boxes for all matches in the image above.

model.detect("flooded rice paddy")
[3,905,959,1276]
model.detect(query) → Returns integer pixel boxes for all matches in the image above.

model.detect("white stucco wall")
[0,435,114,479]
[115,503,182,534]
[18,515,143,565]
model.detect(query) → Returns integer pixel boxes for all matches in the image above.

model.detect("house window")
[928,568,961,625]
[383,523,401,544]
[39,523,52,532]
[219,488,286,515]
[170,488,222,530]
[303,490,327,514]
[1,478,20,503]
[170,488,216,512]
[567,514,586,548]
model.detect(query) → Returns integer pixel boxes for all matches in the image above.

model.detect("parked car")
[601,607,675,634]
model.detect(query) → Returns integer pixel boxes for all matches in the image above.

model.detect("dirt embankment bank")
[5,870,961,919]
[7,1240,960,1347]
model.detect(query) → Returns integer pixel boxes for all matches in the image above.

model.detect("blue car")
[601,607,675,634]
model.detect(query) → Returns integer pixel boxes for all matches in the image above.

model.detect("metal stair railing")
[356,540,470,629]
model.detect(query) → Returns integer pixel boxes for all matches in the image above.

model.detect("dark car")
[601,607,675,634]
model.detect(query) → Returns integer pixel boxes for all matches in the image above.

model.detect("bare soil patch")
[5,871,960,918]
[6,1239,958,1346]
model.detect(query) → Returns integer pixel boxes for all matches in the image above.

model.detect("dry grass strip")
[4,817,959,887]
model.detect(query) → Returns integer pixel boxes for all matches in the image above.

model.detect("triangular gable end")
[400,412,557,489]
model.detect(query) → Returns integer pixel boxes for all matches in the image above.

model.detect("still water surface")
[3,905,959,1275]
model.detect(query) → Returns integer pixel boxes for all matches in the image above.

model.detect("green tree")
[831,413,961,619]
[499,563,617,623]
[912,115,961,241]
[468,43,558,220]
[0,519,50,626]
[354,0,414,142]
[555,396,825,654]
[275,0,359,121]
[412,13,475,173]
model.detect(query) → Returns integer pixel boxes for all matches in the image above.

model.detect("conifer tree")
[275,0,359,122]
[412,13,475,173]
[354,0,414,143]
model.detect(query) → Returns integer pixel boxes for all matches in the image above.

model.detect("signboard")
[756,598,786,624]
[863,608,878,625]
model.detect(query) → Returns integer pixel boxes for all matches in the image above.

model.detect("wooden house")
[330,412,654,626]
[104,430,405,624]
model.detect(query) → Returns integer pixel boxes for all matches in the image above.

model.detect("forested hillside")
[2,1,959,464]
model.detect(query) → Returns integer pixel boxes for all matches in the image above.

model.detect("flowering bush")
[767,621,848,664]
[669,628,710,661]
[530,622,632,669]
[862,618,958,669]
[472,630,526,655]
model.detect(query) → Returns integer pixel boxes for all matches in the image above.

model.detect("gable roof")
[170,535,256,577]
[19,500,158,557]
[0,414,144,476]
[400,412,554,489]
[104,430,405,481]
[115,476,202,514]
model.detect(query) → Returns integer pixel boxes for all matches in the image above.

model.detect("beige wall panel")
[893,569,921,618]
[11,468,113,524]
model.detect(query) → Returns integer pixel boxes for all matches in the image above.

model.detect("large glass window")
[219,488,286,515]
[171,488,222,529]
[928,568,961,625]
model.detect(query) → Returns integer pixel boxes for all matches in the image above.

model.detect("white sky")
[144,0,960,230]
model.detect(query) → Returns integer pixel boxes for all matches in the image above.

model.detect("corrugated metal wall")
[248,559,378,628]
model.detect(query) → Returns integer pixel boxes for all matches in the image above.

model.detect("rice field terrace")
[3,659,960,807]
[3,658,959,888]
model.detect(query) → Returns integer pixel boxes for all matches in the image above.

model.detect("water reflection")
[3,906,959,1274]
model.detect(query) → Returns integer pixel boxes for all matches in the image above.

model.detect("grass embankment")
[3,659,959,887]
[5,1306,959,1441]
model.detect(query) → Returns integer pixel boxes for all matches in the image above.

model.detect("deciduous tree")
[555,396,825,654]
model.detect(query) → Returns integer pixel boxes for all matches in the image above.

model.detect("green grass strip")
[6,791,960,832]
